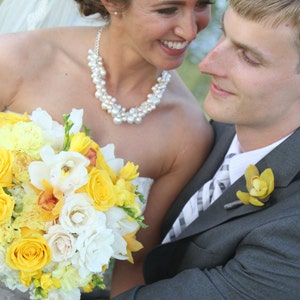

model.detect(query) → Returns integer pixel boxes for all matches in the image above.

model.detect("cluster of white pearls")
[87,28,171,125]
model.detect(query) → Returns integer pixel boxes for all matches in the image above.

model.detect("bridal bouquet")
[0,108,146,299]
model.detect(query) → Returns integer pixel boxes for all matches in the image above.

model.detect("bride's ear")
[101,0,124,16]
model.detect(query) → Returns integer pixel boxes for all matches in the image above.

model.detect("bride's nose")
[174,11,209,42]
[174,17,197,41]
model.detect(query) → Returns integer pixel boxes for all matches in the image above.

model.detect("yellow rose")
[0,147,13,187]
[237,164,274,206]
[118,162,139,181]
[6,235,52,273]
[0,111,29,127]
[0,187,15,225]
[86,168,117,211]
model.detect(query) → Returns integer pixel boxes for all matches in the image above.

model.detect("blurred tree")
[178,1,228,106]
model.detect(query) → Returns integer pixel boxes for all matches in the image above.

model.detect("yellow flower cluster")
[0,109,145,299]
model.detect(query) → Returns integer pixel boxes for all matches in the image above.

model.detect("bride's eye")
[157,7,177,15]
[196,0,214,9]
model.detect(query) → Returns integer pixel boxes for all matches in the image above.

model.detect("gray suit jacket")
[114,122,300,300]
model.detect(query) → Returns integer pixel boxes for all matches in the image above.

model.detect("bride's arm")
[110,76,214,298]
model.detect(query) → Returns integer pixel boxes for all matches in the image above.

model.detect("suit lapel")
[176,127,300,240]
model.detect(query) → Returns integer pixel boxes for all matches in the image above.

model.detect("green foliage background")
[178,1,227,107]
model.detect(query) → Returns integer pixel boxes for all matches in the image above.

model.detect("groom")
[113,0,300,299]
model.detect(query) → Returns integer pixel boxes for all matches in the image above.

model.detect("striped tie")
[163,153,236,243]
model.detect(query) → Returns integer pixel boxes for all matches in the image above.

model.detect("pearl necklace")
[87,27,171,125]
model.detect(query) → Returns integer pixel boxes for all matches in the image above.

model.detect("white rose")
[59,193,105,234]
[44,225,76,263]
[72,227,114,278]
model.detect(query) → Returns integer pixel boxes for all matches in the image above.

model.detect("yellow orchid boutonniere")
[236,164,274,206]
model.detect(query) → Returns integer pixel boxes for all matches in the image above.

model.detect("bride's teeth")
[161,40,187,50]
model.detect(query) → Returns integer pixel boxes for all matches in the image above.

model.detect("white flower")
[29,145,89,194]
[0,247,28,293]
[44,225,76,263]
[100,144,124,173]
[105,207,140,260]
[59,193,105,234]
[68,109,83,135]
[106,207,139,236]
[72,227,114,278]
[47,287,81,300]
[30,107,65,150]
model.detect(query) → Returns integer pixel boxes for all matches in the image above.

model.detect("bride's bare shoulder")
[0,27,97,72]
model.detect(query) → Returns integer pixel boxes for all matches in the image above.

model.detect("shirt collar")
[228,134,290,184]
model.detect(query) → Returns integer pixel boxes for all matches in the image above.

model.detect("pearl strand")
[87,28,171,125]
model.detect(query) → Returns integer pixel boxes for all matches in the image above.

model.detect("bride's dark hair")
[74,0,129,17]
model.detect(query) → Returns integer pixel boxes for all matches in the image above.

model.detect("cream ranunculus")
[59,193,104,234]
[6,235,52,273]
[0,187,15,225]
[0,147,13,187]
[44,225,76,263]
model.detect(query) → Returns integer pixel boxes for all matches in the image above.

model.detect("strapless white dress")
[0,0,106,34]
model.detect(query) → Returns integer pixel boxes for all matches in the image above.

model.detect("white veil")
[0,0,106,34]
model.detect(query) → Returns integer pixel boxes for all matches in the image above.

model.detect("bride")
[0,0,214,298]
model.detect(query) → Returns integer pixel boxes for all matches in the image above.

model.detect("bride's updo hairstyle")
[74,0,130,18]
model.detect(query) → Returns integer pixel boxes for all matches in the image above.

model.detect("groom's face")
[199,7,300,137]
